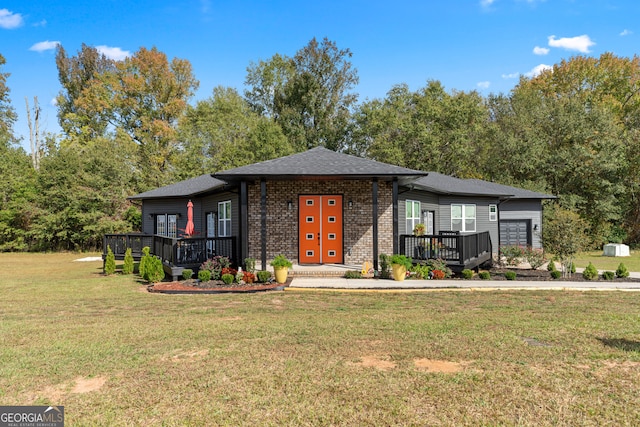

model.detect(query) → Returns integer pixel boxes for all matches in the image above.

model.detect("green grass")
[2,253,640,425]
[572,249,640,271]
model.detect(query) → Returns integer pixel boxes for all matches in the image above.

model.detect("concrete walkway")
[288,274,640,291]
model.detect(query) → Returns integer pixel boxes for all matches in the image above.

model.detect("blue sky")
[1,0,638,150]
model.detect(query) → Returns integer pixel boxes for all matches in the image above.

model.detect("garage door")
[500,220,531,247]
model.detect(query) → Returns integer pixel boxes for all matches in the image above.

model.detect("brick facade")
[246,180,393,265]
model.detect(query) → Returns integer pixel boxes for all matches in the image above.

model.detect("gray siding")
[399,190,439,235]
[499,199,543,249]
[141,191,238,237]
[439,196,500,256]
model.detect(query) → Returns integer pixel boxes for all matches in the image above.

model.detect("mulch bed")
[148,278,290,294]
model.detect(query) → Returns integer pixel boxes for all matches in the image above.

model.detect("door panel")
[299,195,343,264]
[500,219,531,247]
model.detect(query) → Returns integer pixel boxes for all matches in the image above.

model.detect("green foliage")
[182,269,194,280]
[523,247,546,270]
[344,270,363,279]
[410,264,430,280]
[500,245,525,266]
[504,271,517,281]
[602,271,615,281]
[390,254,412,270]
[616,263,629,278]
[569,261,576,274]
[145,257,165,283]
[256,270,272,283]
[139,247,151,280]
[270,254,292,269]
[122,248,134,275]
[198,269,211,282]
[547,260,557,272]
[479,271,491,280]
[550,270,562,279]
[244,258,256,273]
[582,262,598,281]
[461,269,474,280]
[221,273,234,285]
[200,256,230,280]
[104,246,116,275]
[379,254,391,279]
[543,206,589,274]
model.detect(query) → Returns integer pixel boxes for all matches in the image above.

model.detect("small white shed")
[603,243,630,257]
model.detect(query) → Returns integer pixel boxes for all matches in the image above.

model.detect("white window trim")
[218,201,232,237]
[156,213,178,238]
[451,204,476,233]
[406,200,421,234]
[489,204,498,222]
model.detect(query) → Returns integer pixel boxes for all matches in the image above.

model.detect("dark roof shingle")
[128,174,226,200]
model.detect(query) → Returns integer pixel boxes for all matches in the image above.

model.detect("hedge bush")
[198,269,212,282]
[504,271,517,280]
[257,270,272,283]
[122,248,134,275]
[221,273,234,285]
[550,270,562,279]
[461,269,474,280]
[182,269,194,280]
[104,246,116,275]
[145,257,165,283]
[582,262,598,280]
[602,271,615,281]
[479,271,491,280]
[616,263,629,278]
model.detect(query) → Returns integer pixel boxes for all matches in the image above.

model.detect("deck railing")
[399,231,492,266]
[103,234,236,267]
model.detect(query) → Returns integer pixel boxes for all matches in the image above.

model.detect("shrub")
[582,262,598,280]
[222,267,238,277]
[182,269,194,280]
[500,246,525,266]
[123,248,134,275]
[505,271,517,280]
[569,261,576,274]
[461,269,474,280]
[426,258,453,278]
[390,254,412,270]
[139,246,151,279]
[104,246,116,275]
[256,270,272,283]
[198,269,212,282]
[602,271,615,281]
[270,254,293,269]
[523,247,545,270]
[221,273,235,285]
[200,256,231,280]
[550,270,562,279]
[145,257,165,283]
[547,260,557,272]
[379,254,391,279]
[410,264,430,279]
[244,258,256,273]
[479,271,491,280]
[235,270,244,283]
[242,271,256,284]
[431,269,445,280]
[344,270,363,279]
[616,263,629,278]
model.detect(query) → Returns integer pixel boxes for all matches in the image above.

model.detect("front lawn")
[572,249,640,271]
[1,253,640,425]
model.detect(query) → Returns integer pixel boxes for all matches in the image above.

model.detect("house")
[107,147,554,278]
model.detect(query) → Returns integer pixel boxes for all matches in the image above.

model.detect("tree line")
[1,38,639,251]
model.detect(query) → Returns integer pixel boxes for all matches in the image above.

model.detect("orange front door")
[299,195,343,264]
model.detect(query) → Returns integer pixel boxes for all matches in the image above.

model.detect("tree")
[0,53,16,144]
[176,86,292,177]
[542,206,589,277]
[244,37,359,151]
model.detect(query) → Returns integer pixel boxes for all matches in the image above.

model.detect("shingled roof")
[411,172,514,197]
[213,147,427,182]
[129,174,227,200]
[464,179,556,199]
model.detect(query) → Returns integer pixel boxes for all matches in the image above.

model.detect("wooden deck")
[398,231,493,272]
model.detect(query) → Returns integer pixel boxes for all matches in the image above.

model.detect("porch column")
[372,178,379,271]
[392,178,399,254]
[260,179,267,270]
[240,181,249,267]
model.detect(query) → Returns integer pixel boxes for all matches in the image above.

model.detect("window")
[424,211,435,235]
[406,200,421,234]
[155,214,177,237]
[451,204,476,232]
[489,204,497,222]
[218,201,231,237]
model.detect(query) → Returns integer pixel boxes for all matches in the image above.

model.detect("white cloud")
[620,29,632,36]
[533,46,549,55]
[480,0,496,7]
[50,97,58,107]
[477,81,491,89]
[548,34,595,53]
[29,40,60,52]
[0,8,23,29]
[525,64,552,78]
[33,19,47,27]
[96,45,131,61]
[501,72,519,79]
